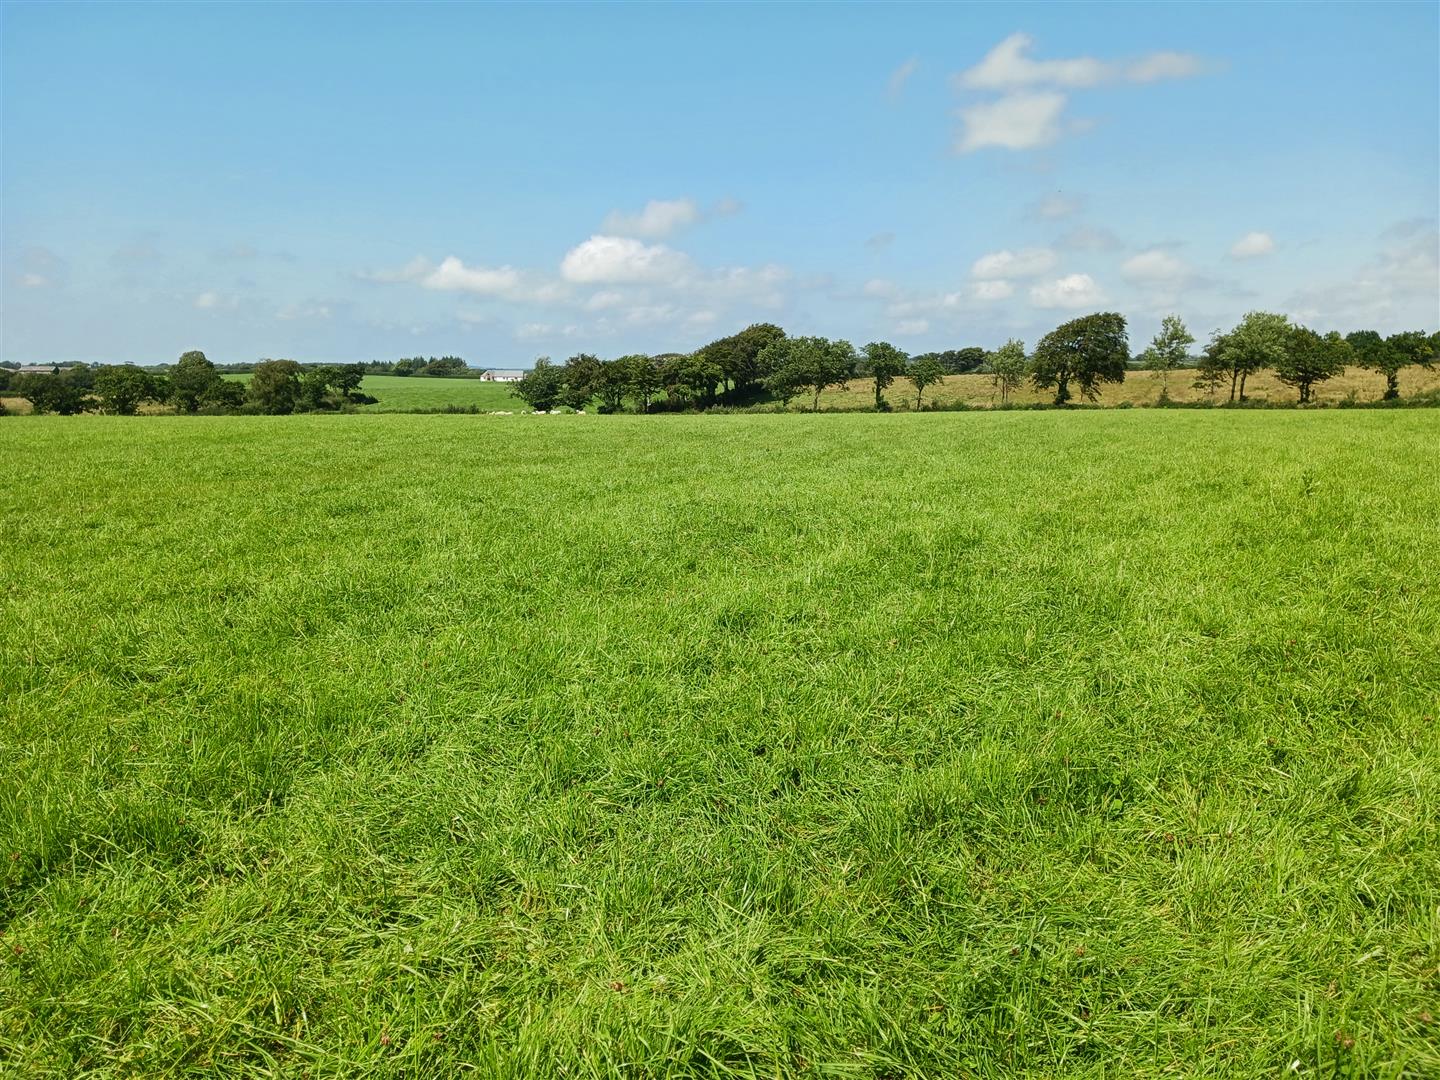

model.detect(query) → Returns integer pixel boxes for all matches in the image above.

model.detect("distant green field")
[223,373,520,411]
[2,412,1438,1077]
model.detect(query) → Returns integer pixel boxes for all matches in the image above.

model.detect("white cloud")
[584,290,626,311]
[1229,231,1276,259]
[956,92,1067,152]
[421,256,522,295]
[958,33,1205,90]
[888,57,920,100]
[20,273,50,288]
[972,247,1058,280]
[1030,273,1106,309]
[865,231,895,251]
[1029,193,1083,220]
[1128,51,1207,83]
[863,278,900,298]
[560,235,691,284]
[1286,224,1439,331]
[972,279,1015,300]
[896,318,930,335]
[514,322,581,341]
[1121,248,1189,284]
[360,255,553,301]
[193,291,238,310]
[628,304,691,325]
[602,198,702,239]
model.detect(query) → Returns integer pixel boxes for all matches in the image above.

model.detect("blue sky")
[3,1,1436,366]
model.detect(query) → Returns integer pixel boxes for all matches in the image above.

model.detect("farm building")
[15,364,62,375]
[480,369,526,382]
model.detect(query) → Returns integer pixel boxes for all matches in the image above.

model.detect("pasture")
[2,411,1437,1078]
[220,373,520,412]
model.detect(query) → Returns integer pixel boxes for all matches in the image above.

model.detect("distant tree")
[617,354,664,412]
[862,341,909,410]
[512,357,565,411]
[559,353,605,411]
[248,360,304,414]
[1193,311,1289,403]
[913,348,986,375]
[660,351,725,407]
[0,368,12,393]
[987,338,1028,405]
[14,371,92,415]
[1276,327,1350,404]
[699,323,786,395]
[1356,330,1437,400]
[200,379,245,412]
[169,350,222,413]
[296,364,366,410]
[1138,314,1195,393]
[393,358,420,377]
[93,365,159,415]
[593,359,630,413]
[906,354,946,409]
[760,336,856,411]
[421,356,468,378]
[1030,312,1129,405]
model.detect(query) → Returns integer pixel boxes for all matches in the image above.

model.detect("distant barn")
[15,364,62,375]
[480,369,526,382]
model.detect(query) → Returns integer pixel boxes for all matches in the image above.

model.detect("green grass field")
[221,373,521,412]
[2,412,1438,1077]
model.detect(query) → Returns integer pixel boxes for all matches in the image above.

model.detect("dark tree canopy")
[93,365,159,415]
[1276,327,1349,404]
[1193,311,1289,403]
[862,341,909,410]
[906,355,946,409]
[698,323,786,395]
[1030,312,1129,404]
[760,336,855,411]
[248,360,305,414]
[511,358,565,411]
[170,350,222,413]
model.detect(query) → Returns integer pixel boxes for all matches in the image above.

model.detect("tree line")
[0,353,376,415]
[4,314,1435,417]
[507,314,1439,413]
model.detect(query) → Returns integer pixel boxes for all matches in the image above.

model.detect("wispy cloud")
[887,57,920,100]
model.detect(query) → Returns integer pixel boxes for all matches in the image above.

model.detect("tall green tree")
[1193,311,1289,403]
[1139,314,1195,392]
[862,341,909,410]
[1357,330,1437,400]
[1276,327,1350,404]
[660,352,725,408]
[699,323,786,395]
[906,355,946,409]
[559,353,605,411]
[1030,312,1129,405]
[93,365,158,415]
[760,336,856,411]
[13,370,93,415]
[169,350,222,413]
[512,357,565,411]
[616,354,663,412]
[248,360,304,414]
[987,339,1028,405]
[420,356,468,377]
